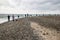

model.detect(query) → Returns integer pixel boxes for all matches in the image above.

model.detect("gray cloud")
[0,0,60,10]
[31,0,60,10]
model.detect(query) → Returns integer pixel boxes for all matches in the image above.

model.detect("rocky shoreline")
[0,18,40,40]
[0,16,59,40]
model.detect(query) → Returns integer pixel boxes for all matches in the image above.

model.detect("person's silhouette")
[18,15,19,19]
[8,15,10,22]
[12,15,14,21]
[25,14,26,17]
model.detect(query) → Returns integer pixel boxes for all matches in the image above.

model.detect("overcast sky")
[0,0,60,14]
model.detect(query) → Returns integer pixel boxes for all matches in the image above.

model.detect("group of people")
[7,14,37,22]
[8,15,19,22]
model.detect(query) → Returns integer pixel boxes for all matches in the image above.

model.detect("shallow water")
[0,17,23,24]
[0,18,8,24]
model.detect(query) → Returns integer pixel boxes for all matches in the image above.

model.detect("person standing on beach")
[12,15,14,21]
[36,14,37,16]
[27,14,28,17]
[8,15,10,22]
[18,15,19,19]
[25,14,26,17]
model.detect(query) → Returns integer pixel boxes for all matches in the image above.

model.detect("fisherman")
[12,15,14,21]
[8,15,10,22]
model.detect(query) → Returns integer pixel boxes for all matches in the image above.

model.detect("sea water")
[0,16,24,24]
